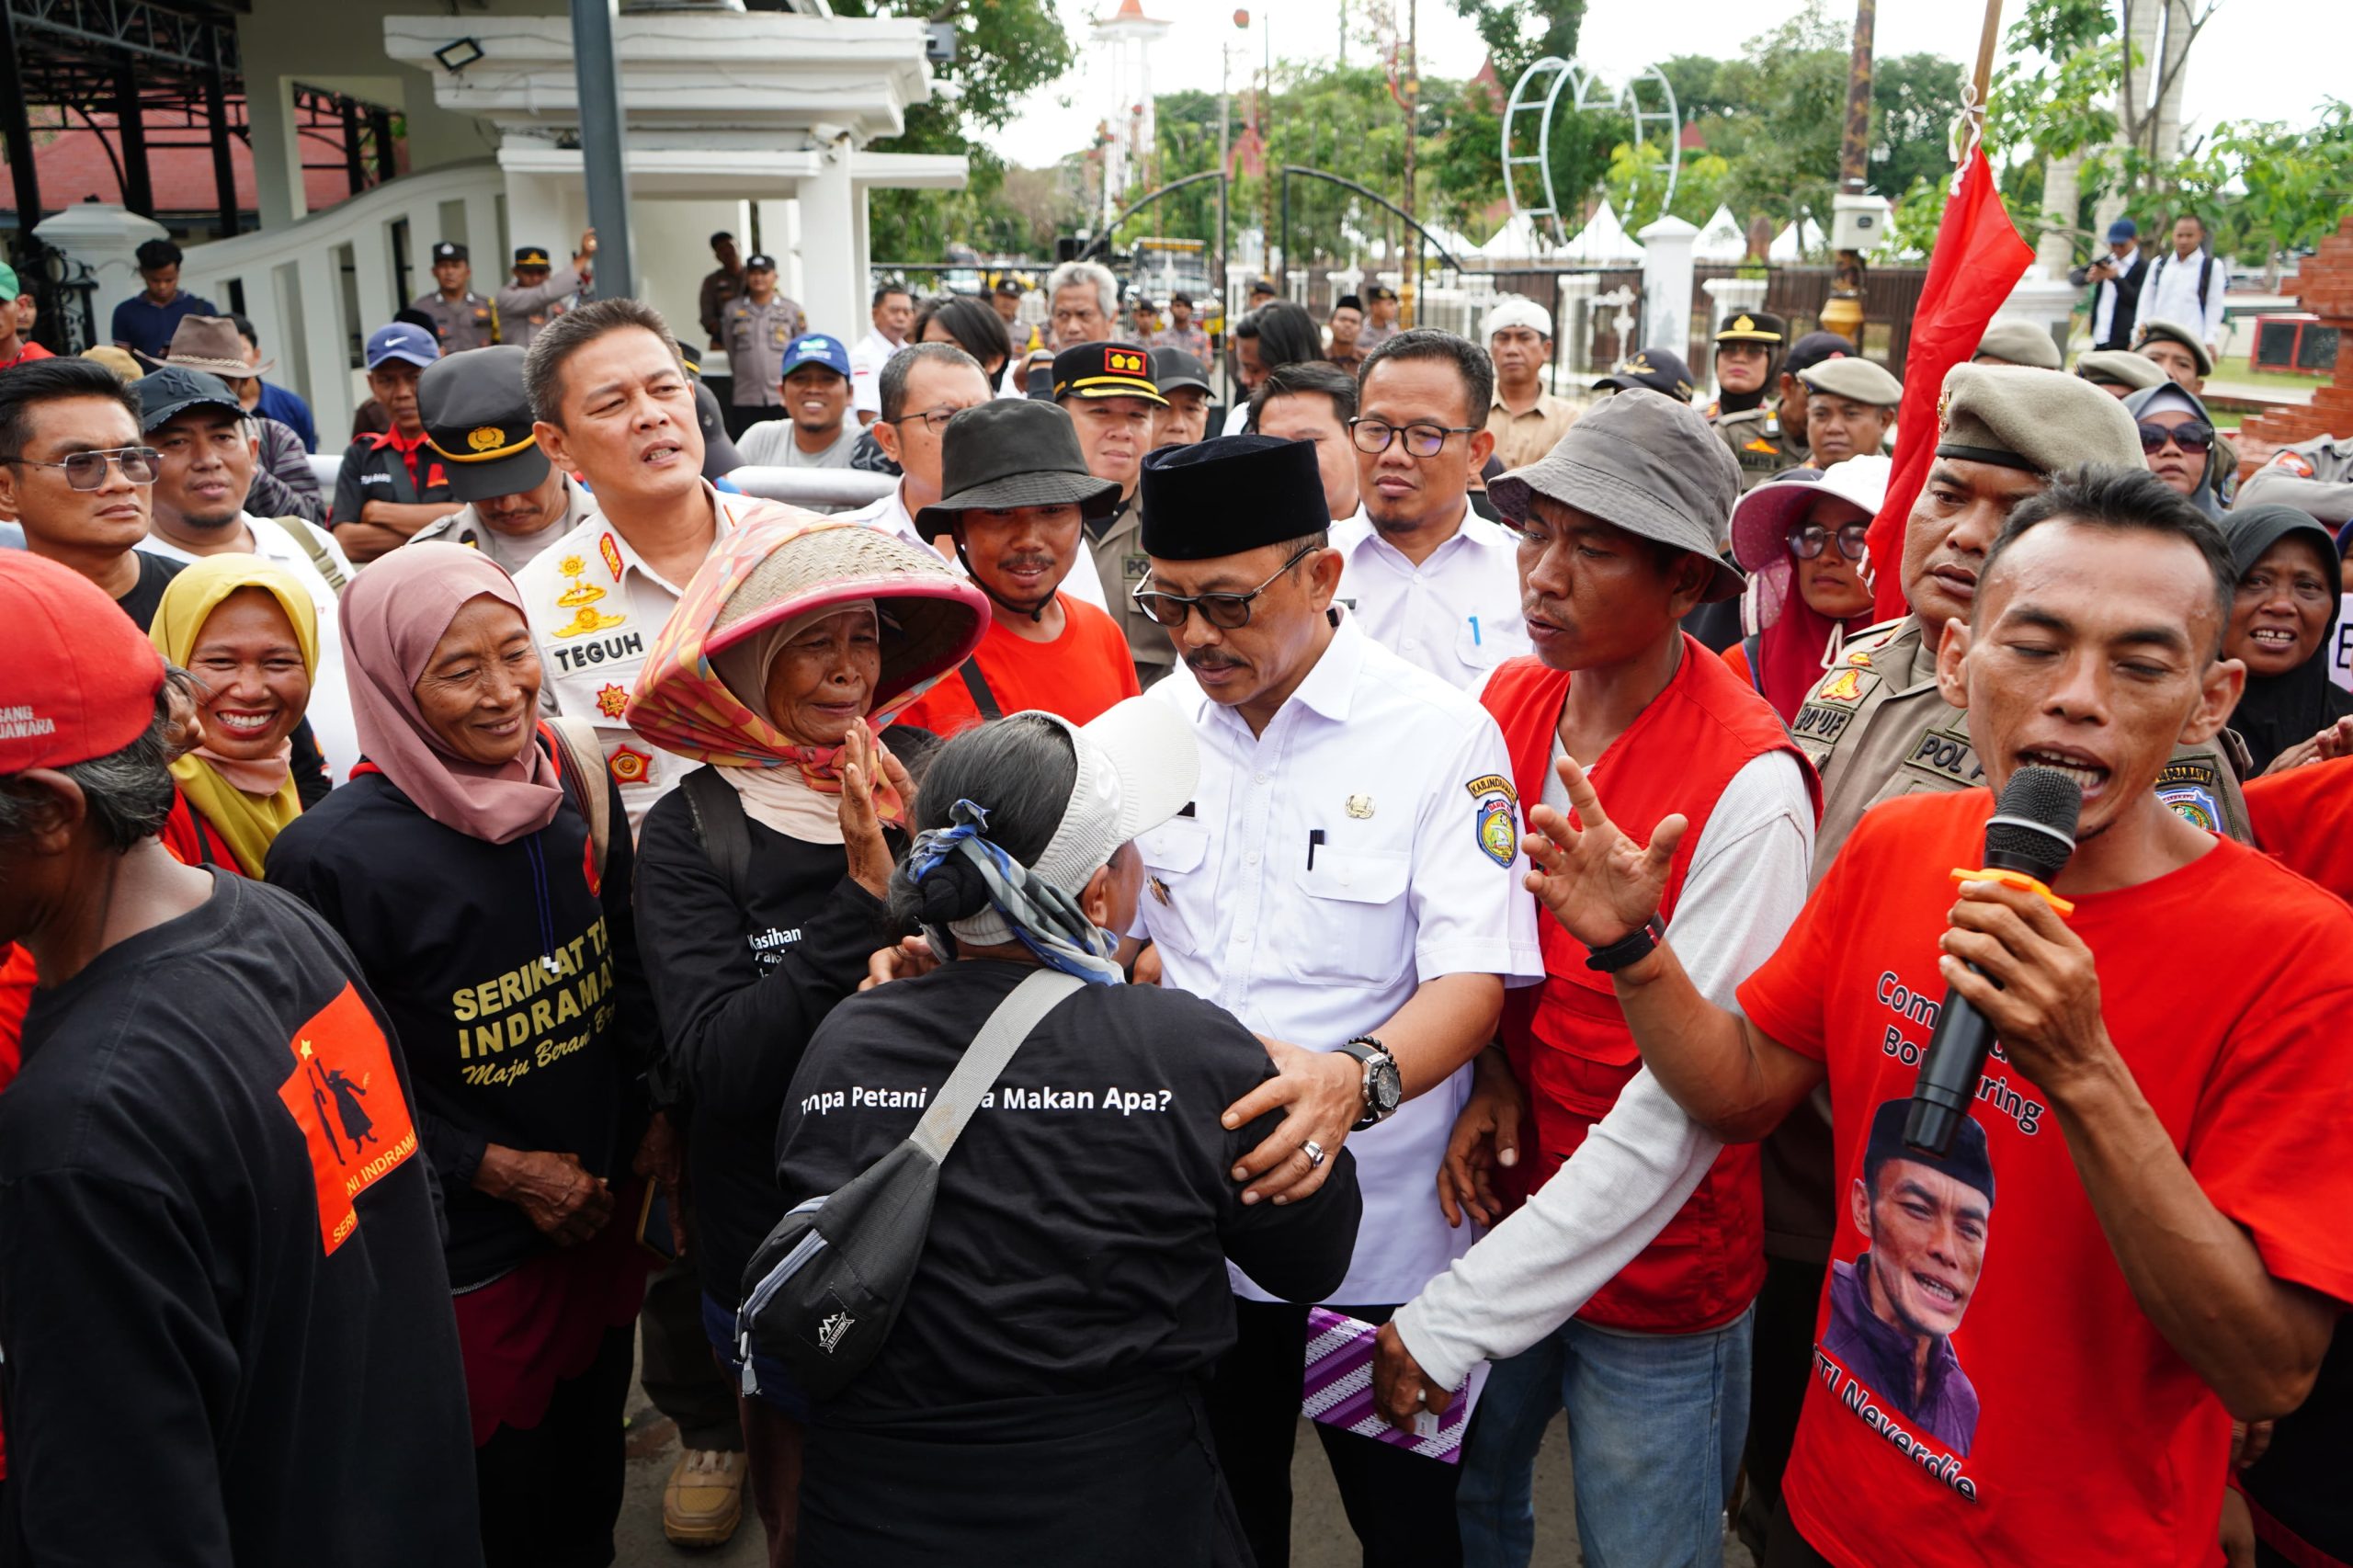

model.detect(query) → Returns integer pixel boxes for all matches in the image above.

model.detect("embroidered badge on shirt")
[276,983,418,1256]
[1346,793,1376,820]
[598,532,626,583]
[553,553,627,638]
[608,744,654,787]
[596,683,629,719]
[1466,774,1519,868]
[1816,667,1880,705]
[2156,758,2224,834]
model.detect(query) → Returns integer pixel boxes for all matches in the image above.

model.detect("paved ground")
[613,1359,1756,1567]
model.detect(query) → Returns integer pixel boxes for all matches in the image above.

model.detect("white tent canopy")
[1476,210,1559,264]
[1558,198,1644,265]
[1768,216,1827,262]
[1695,204,1748,262]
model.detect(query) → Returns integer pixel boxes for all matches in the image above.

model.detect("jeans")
[1457,1304,1754,1568]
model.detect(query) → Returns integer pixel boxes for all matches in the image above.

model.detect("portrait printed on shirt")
[1816,1097,1994,1464]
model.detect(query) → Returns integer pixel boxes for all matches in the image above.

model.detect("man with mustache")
[1371,390,1819,1568]
[409,345,590,575]
[889,399,1141,738]
[1131,434,1539,1568]
[1821,1101,1994,1459]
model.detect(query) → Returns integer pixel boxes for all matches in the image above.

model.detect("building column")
[795,152,858,354]
[1637,215,1699,366]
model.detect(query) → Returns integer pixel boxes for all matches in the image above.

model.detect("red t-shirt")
[892,594,1142,739]
[1737,789,2353,1568]
[1,341,53,369]
[2245,755,2353,903]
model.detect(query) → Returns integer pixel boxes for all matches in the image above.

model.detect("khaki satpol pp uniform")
[1706,312,1801,493]
[1792,617,2251,881]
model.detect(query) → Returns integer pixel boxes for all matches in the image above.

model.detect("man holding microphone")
[1377,465,2353,1565]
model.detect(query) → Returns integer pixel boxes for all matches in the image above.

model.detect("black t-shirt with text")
[777,960,1362,1419]
[0,873,481,1566]
[266,763,657,1287]
[634,779,905,1312]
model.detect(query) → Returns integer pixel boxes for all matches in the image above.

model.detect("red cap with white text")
[0,551,166,774]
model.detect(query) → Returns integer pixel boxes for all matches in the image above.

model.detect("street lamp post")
[1399,0,1418,327]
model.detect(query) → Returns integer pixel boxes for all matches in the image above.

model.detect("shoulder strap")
[909,970,1084,1163]
[956,659,1004,722]
[543,717,610,878]
[679,764,754,910]
[267,515,347,593]
[2198,254,2214,306]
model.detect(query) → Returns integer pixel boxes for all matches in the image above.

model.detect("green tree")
[1602,141,1730,231]
[2168,100,2353,286]
[1446,0,1586,82]
[1716,4,1847,242]
[837,0,1078,260]
[1870,53,1963,199]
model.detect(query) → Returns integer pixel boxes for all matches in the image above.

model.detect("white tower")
[1091,0,1172,229]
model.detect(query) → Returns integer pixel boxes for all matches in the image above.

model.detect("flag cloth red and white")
[1866,147,2036,619]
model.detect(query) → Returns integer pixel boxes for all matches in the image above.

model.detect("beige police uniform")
[721,294,811,410]
[1710,403,1807,493]
[514,483,767,830]
[495,267,585,353]
[410,290,499,354]
[1083,492,1173,686]
[1792,615,2251,882]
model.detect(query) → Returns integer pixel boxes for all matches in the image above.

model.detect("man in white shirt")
[134,368,358,780]
[2139,213,2228,358]
[1335,328,1532,691]
[409,343,588,576]
[847,285,915,425]
[1247,359,1360,521]
[734,334,859,472]
[1131,433,1541,1568]
[514,296,770,833]
[835,341,1113,612]
[2069,218,2149,352]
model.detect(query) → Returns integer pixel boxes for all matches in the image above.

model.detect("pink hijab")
[340,542,564,844]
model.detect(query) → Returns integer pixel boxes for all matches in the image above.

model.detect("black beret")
[1141,436,1329,560]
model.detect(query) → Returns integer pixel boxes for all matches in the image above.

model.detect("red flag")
[1864,147,2036,619]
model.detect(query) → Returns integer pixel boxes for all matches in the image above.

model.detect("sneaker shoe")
[663,1447,746,1548]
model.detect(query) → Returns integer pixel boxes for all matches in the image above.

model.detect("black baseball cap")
[1594,347,1698,402]
[134,367,243,433]
[431,242,468,263]
[1784,331,1859,377]
[419,345,552,503]
[1149,347,1211,396]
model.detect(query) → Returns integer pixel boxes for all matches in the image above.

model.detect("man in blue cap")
[329,322,453,562]
[734,332,857,475]
[2069,218,2149,351]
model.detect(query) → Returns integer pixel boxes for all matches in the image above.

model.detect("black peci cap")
[1141,436,1329,561]
[419,345,552,503]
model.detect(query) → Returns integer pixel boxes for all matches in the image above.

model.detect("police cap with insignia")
[420,345,552,503]
[1783,331,1857,378]
[1140,436,1328,561]
[2072,348,2167,395]
[1938,361,2144,475]
[1713,310,1786,347]
[1972,319,2062,370]
[1488,389,1745,602]
[745,253,779,272]
[1052,341,1167,408]
[431,241,469,264]
[2132,317,2214,379]
[1799,356,1904,408]
[513,245,553,269]
[1593,346,1697,402]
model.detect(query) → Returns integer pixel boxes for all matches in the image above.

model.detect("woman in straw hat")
[265,542,659,1568]
[624,512,988,1564]
[149,555,321,876]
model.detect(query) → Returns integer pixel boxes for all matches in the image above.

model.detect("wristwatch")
[1585,915,1665,974]
[1336,1036,1403,1131]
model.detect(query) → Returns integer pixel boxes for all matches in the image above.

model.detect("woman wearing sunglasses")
[1722,457,1893,723]
[2122,381,2225,516]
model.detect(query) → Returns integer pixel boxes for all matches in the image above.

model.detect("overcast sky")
[983,0,2343,203]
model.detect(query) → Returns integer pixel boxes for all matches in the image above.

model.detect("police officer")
[1058,341,1169,685]
[497,233,594,352]
[1793,361,2252,860]
[409,242,499,354]
[1131,434,1540,1568]
[1705,310,1790,491]
[410,344,594,575]
[718,253,810,439]
[1793,354,1903,471]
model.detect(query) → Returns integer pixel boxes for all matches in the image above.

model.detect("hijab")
[708,599,881,843]
[340,542,563,844]
[2222,505,2353,774]
[150,555,318,876]
[2121,382,2224,518]
[1739,493,1881,724]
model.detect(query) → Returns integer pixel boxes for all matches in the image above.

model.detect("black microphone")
[1904,767,2083,1157]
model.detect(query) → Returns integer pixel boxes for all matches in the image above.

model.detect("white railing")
[179,161,508,447]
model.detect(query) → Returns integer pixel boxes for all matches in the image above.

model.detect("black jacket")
[2068,251,2150,350]
[0,874,482,1566]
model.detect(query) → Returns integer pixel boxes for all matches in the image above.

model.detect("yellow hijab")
[149,554,319,875]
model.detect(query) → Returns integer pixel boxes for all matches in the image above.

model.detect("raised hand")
[1522,754,1685,949]
[837,723,894,899]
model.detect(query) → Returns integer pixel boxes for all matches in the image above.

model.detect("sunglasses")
[1789,521,1870,562]
[1131,544,1316,631]
[2,446,162,490]
[2136,420,2213,457]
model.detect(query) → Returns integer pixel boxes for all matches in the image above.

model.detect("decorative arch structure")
[1500,59,1681,248]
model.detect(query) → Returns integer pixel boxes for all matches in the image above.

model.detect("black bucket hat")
[914,400,1120,538]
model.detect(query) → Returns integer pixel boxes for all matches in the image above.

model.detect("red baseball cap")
[0,551,166,774]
